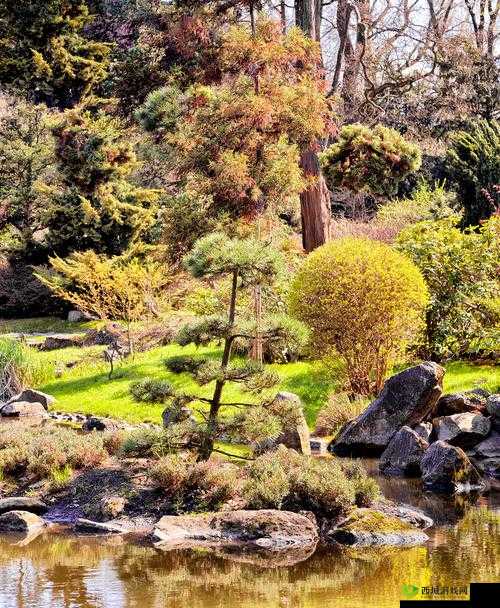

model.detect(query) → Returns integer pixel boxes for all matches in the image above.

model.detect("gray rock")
[329,362,444,456]
[82,417,120,433]
[154,510,318,549]
[435,392,488,416]
[0,401,49,418]
[0,497,48,516]
[309,437,329,455]
[486,395,500,432]
[379,426,429,476]
[4,389,55,410]
[0,511,45,533]
[421,440,483,493]
[469,432,500,479]
[413,422,432,442]
[469,432,500,460]
[433,413,491,449]
[371,502,433,529]
[75,518,127,534]
[255,392,311,456]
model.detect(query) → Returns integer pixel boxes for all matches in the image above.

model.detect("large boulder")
[421,440,483,493]
[255,392,311,456]
[0,401,49,418]
[435,392,488,417]
[329,362,444,456]
[0,510,45,533]
[154,510,318,550]
[4,388,55,410]
[379,426,429,476]
[326,508,429,547]
[0,497,47,516]
[433,413,491,449]
[486,395,500,432]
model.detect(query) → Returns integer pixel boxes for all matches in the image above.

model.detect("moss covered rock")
[327,508,429,547]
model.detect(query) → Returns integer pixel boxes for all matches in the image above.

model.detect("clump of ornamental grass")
[314,393,368,437]
[0,338,47,401]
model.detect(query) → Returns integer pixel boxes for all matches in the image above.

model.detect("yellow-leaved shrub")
[289,238,428,395]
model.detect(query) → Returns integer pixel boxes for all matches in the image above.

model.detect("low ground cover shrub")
[150,453,240,511]
[130,378,175,403]
[243,446,379,517]
[0,426,110,480]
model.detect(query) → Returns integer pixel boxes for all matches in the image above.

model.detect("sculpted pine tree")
[160,233,307,461]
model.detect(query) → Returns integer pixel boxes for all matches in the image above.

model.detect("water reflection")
[0,460,499,608]
[0,500,498,608]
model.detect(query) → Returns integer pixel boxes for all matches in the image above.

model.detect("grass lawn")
[0,316,103,335]
[34,342,499,427]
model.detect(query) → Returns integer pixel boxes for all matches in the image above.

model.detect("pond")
[0,461,498,608]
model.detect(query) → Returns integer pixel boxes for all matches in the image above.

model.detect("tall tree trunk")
[295,0,331,252]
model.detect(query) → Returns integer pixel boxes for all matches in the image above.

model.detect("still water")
[0,462,498,608]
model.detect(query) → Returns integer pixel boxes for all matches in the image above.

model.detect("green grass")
[32,342,499,427]
[0,316,101,335]
[36,343,337,425]
[443,360,499,394]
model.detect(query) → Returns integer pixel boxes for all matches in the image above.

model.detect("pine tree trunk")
[295,0,331,252]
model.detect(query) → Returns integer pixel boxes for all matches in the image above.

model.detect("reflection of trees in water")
[0,506,498,608]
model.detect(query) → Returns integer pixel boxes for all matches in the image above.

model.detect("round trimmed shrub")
[289,238,428,395]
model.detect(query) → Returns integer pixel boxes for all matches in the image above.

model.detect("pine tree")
[446,120,500,226]
[0,1,110,107]
[46,108,158,255]
[160,233,307,461]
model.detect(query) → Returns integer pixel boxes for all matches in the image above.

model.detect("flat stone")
[379,426,429,476]
[154,510,318,549]
[433,413,491,449]
[0,511,45,533]
[0,497,48,516]
[75,518,128,534]
[330,362,444,456]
